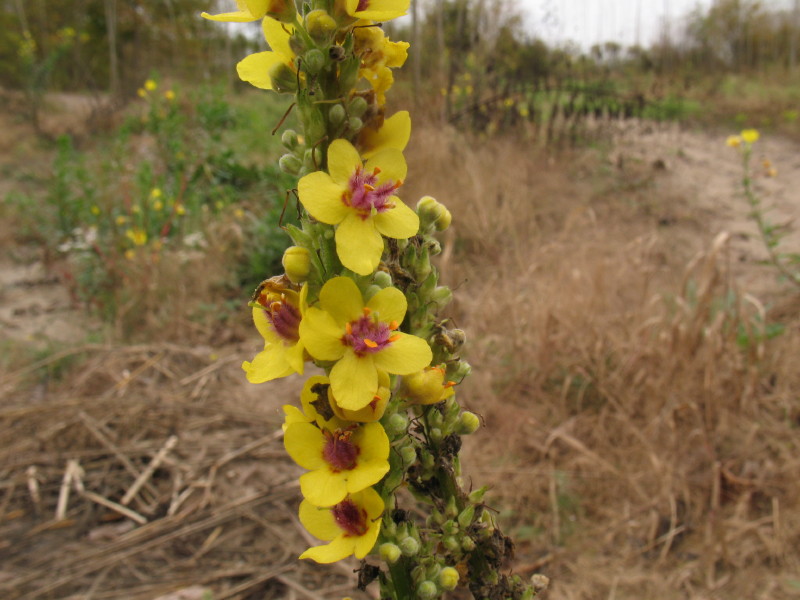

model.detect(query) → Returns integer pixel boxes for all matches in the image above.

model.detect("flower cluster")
[206,0,543,597]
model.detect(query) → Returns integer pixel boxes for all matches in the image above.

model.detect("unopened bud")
[435,206,452,231]
[416,195,447,230]
[268,62,297,94]
[385,412,409,437]
[373,270,393,288]
[461,536,476,551]
[457,505,476,529]
[439,567,459,590]
[417,581,438,600]
[399,444,416,466]
[379,542,402,564]
[400,366,455,405]
[398,536,420,557]
[349,96,368,117]
[455,411,480,435]
[329,103,346,128]
[281,129,299,150]
[279,153,302,175]
[303,48,326,75]
[305,9,336,43]
[348,117,363,132]
[282,246,311,283]
[443,535,460,553]
[431,286,452,308]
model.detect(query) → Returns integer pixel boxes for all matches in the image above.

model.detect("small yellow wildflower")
[741,129,760,144]
[144,79,157,91]
[150,188,162,200]
[153,200,163,211]
[164,90,176,101]
[503,98,514,108]
[726,135,742,148]
[126,228,148,246]
[115,215,127,226]
[124,249,136,260]
[90,205,101,215]
[137,88,147,98]
[175,203,186,215]
[298,488,384,563]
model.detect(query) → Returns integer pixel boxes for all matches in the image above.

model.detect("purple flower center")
[343,167,402,220]
[342,308,399,357]
[356,0,369,11]
[331,498,369,537]
[261,296,301,342]
[322,428,360,472]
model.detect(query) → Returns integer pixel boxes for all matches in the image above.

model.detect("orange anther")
[364,339,378,348]
[363,307,372,315]
[389,320,399,330]
[345,322,353,335]
[444,381,457,388]
[388,334,401,343]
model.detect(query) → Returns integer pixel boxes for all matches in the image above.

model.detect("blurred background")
[1,1,799,599]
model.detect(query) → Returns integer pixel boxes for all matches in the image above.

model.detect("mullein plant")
[204,1,546,598]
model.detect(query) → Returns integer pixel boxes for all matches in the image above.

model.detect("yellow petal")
[365,148,406,185]
[373,198,418,240]
[345,0,409,21]
[300,534,355,563]
[242,344,294,382]
[360,111,411,159]
[335,213,384,276]
[236,51,283,90]
[319,276,364,325]
[353,519,381,559]
[299,499,341,540]
[366,286,407,325]
[300,469,348,507]
[284,422,327,470]
[298,171,348,225]
[262,16,294,57]
[372,333,431,375]
[300,308,346,361]
[330,351,377,410]
[328,139,363,186]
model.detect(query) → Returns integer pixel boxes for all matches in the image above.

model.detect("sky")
[512,0,794,50]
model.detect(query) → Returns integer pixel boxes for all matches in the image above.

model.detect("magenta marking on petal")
[342,312,395,356]
[356,0,369,11]
[265,299,301,342]
[322,429,360,472]
[331,498,369,537]
[343,167,401,220]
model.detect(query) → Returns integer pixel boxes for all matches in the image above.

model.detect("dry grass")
[405,122,800,598]
[2,117,799,599]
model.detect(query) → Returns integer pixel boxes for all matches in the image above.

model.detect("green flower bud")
[305,9,337,43]
[278,153,302,175]
[443,535,460,553]
[348,116,363,132]
[435,207,452,231]
[451,360,471,381]
[457,505,476,529]
[426,238,442,256]
[431,286,453,308]
[430,508,445,525]
[442,519,458,535]
[400,444,417,466]
[289,34,306,57]
[445,497,458,519]
[282,246,311,283]
[303,48,326,75]
[385,412,409,437]
[269,62,297,94]
[417,581,438,599]
[455,411,480,435]
[439,566,459,591]
[329,103,346,128]
[281,129,299,150]
[373,270,393,288]
[379,542,402,564]
[416,195,446,229]
[429,427,443,443]
[399,536,420,557]
[349,96,368,118]
[298,92,326,145]
[461,536,476,551]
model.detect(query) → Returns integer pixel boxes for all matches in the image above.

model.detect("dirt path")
[610,121,800,297]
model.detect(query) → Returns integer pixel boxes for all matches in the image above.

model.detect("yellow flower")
[242,277,308,383]
[357,110,411,160]
[124,249,136,260]
[126,228,148,246]
[726,135,742,148]
[164,90,176,101]
[236,17,296,91]
[300,277,432,410]
[202,0,294,23]
[299,488,384,563]
[144,79,157,91]
[90,205,100,215]
[175,203,186,215]
[343,0,409,21]
[137,88,147,98]
[354,26,408,104]
[297,139,418,275]
[399,365,455,405]
[303,373,391,424]
[330,370,391,422]
[741,129,760,144]
[153,200,164,211]
[115,215,127,226]
[284,415,389,507]
[150,187,162,199]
